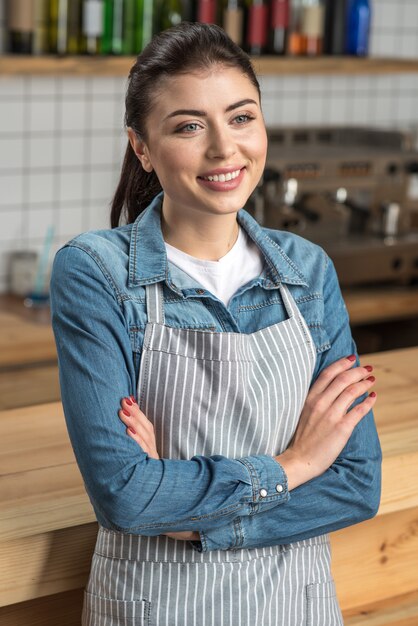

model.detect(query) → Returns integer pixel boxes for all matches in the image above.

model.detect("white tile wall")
[0,0,418,292]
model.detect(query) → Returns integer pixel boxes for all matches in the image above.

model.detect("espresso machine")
[248,127,418,287]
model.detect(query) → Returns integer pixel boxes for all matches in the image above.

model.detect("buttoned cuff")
[237,455,289,512]
[190,455,290,553]
[195,455,289,553]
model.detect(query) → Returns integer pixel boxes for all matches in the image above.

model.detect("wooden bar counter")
[0,347,418,625]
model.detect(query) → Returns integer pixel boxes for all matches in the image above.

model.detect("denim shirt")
[50,192,382,551]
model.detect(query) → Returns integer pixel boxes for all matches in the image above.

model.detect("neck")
[161,206,240,261]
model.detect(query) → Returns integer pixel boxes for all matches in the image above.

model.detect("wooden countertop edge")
[0,346,417,542]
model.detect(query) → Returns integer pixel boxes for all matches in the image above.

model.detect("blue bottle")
[345,0,372,56]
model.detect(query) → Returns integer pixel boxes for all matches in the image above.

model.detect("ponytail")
[110,141,161,228]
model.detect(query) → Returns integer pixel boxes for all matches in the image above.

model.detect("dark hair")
[110,22,261,228]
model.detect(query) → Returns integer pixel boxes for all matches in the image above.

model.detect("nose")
[205,126,237,160]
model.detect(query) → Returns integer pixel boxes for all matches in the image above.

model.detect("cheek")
[251,134,268,172]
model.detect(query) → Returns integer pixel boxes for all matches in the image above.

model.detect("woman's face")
[130,65,268,220]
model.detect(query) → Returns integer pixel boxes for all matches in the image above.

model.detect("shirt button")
[195,289,205,295]
[259,488,268,498]
[276,484,284,493]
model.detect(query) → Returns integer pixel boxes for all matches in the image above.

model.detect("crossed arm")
[118,353,379,546]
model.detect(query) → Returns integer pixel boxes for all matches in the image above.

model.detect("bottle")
[323,0,346,55]
[197,0,218,24]
[287,0,304,55]
[246,0,269,56]
[102,0,124,54]
[67,0,83,53]
[33,0,50,54]
[49,0,82,55]
[300,0,325,56]
[345,0,371,56]
[101,0,114,53]
[122,0,136,53]
[223,0,244,47]
[159,0,183,31]
[269,0,290,55]
[135,0,155,52]
[82,0,104,54]
[6,0,35,53]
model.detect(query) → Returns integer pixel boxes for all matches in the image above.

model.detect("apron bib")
[83,282,344,625]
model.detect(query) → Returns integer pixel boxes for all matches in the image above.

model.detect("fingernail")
[123,409,130,416]
[365,365,373,372]
[367,375,375,382]
[128,426,137,434]
[369,391,377,398]
[130,395,136,404]
[347,355,356,361]
[125,398,133,406]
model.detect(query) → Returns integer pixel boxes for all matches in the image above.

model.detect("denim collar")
[128,192,308,292]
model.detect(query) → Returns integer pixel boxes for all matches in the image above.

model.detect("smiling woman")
[50,22,381,626]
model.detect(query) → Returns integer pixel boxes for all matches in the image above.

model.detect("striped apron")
[83,282,344,626]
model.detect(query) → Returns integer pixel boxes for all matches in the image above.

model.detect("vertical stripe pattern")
[83,282,343,625]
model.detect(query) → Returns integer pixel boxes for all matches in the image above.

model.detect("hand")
[165,531,200,541]
[118,397,160,460]
[276,355,377,490]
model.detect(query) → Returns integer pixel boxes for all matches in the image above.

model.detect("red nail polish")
[347,355,356,362]
[365,365,373,372]
[367,375,375,382]
[125,398,133,406]
[130,395,136,404]
[369,391,377,398]
[123,409,130,416]
[128,426,137,434]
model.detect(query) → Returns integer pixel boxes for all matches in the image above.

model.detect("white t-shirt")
[165,226,265,306]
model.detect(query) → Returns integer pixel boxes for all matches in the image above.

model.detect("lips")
[197,167,245,191]
[200,168,242,182]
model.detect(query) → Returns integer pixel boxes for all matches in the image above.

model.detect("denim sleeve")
[50,244,290,535]
[197,255,382,552]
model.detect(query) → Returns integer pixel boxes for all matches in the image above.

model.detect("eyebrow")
[164,98,258,121]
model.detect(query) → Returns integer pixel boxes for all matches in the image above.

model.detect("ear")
[127,127,153,173]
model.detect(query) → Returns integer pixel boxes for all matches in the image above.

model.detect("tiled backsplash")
[1,0,418,293]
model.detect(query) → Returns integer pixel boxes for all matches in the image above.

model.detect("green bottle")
[135,0,155,52]
[121,0,136,54]
[101,0,114,53]
[100,0,123,54]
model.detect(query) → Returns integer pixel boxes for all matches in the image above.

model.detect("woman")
[51,22,381,626]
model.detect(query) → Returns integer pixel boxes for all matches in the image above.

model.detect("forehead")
[151,66,260,114]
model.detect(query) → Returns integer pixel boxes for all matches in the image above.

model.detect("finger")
[126,427,159,459]
[320,366,374,406]
[119,402,153,433]
[334,377,377,417]
[310,355,359,396]
[344,391,377,430]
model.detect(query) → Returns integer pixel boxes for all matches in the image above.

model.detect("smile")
[201,169,242,182]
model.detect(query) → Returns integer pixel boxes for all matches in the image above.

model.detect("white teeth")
[203,169,241,182]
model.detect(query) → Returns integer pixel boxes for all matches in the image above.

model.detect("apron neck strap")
[145,282,165,324]
[278,282,297,320]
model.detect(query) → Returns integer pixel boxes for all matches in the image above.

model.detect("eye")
[176,122,202,133]
[233,114,255,125]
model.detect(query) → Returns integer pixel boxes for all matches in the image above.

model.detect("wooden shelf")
[1,55,418,77]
